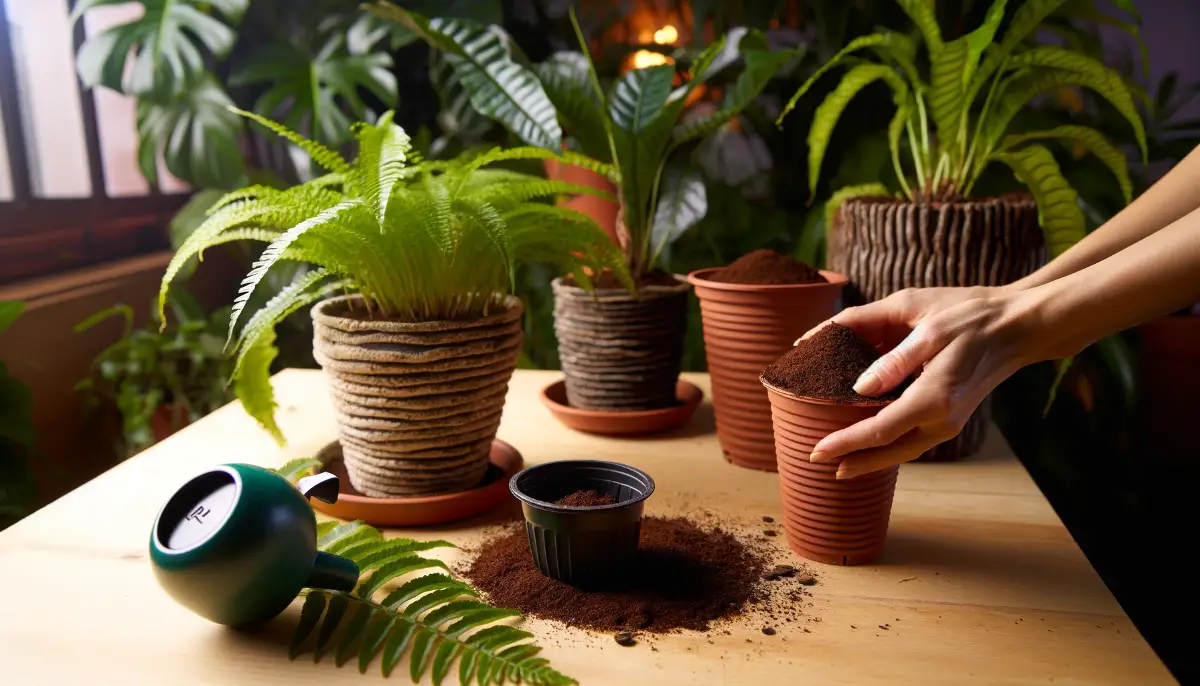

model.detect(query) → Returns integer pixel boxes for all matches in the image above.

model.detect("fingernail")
[808,450,828,463]
[835,468,853,480]
[853,370,881,396]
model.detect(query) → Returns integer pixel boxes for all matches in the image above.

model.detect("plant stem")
[915,90,932,171]
[906,118,926,194]
[931,153,950,197]
[891,137,913,201]
[962,61,1008,197]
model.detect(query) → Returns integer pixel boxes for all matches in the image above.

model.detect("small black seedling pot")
[509,460,654,587]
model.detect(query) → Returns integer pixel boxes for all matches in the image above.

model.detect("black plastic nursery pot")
[509,460,655,587]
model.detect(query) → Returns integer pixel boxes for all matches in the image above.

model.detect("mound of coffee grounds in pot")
[554,490,616,507]
[462,516,769,633]
[761,322,903,403]
[707,249,827,285]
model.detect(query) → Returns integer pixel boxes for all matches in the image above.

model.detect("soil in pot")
[462,514,817,635]
[688,252,846,471]
[706,249,828,285]
[760,323,910,566]
[553,271,690,412]
[312,294,523,498]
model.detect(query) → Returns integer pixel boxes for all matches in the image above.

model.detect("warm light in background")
[631,50,670,69]
[653,25,678,44]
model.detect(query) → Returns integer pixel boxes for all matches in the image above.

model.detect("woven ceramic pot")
[688,268,846,471]
[311,295,522,498]
[829,193,1042,462]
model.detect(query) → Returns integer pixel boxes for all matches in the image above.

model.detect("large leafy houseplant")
[777,0,1146,257]
[74,292,234,459]
[368,1,802,276]
[0,301,36,530]
[159,109,626,485]
[272,459,576,685]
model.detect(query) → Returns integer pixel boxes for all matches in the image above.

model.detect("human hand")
[802,287,1041,479]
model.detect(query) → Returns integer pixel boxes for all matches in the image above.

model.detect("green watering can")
[149,463,359,627]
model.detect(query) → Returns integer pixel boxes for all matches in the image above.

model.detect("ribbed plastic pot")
[552,276,690,412]
[688,268,847,471]
[761,379,899,566]
[509,460,654,587]
[311,295,522,498]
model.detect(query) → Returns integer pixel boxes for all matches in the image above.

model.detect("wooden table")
[0,370,1175,685]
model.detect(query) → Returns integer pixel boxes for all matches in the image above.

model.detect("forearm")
[1002,144,1200,294]
[1018,204,1200,362]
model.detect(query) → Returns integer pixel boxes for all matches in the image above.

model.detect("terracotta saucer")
[541,379,704,436]
[309,439,523,526]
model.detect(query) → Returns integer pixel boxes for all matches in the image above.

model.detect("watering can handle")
[294,471,359,592]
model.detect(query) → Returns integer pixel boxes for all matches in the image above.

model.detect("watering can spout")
[297,472,341,504]
[294,472,359,592]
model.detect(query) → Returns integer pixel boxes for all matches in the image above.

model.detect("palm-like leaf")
[989,144,1084,257]
[928,0,1008,159]
[673,47,803,145]
[72,0,247,95]
[1002,125,1132,203]
[650,166,707,263]
[535,53,611,161]
[269,464,576,686]
[894,0,944,55]
[136,76,244,188]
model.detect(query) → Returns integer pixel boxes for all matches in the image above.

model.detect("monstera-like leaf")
[231,38,397,147]
[73,0,248,96]
[136,75,245,188]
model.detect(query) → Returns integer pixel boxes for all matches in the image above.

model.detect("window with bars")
[0,0,189,285]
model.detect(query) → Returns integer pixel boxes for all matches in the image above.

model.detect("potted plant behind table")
[776,0,1146,461]
[368,1,801,420]
[159,109,627,498]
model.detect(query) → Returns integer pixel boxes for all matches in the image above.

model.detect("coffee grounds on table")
[462,516,770,633]
[761,322,904,403]
[554,490,616,507]
[707,249,827,285]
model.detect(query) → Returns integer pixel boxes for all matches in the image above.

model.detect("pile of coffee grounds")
[462,516,770,633]
[554,490,616,507]
[761,322,903,403]
[707,249,827,285]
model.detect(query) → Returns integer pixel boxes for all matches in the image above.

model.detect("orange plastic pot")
[688,268,847,471]
[762,379,899,566]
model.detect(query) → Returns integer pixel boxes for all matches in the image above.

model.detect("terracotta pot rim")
[688,268,848,292]
[762,378,894,408]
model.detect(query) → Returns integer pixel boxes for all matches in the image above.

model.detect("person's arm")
[1003,144,1200,293]
[811,203,1200,479]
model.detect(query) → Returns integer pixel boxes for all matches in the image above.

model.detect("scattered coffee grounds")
[761,322,904,404]
[462,516,769,633]
[707,249,827,285]
[762,626,777,636]
[613,632,636,647]
[763,565,797,581]
[762,516,774,523]
[763,530,777,537]
[554,490,616,507]
[797,574,817,586]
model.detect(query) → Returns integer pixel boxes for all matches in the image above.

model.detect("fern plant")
[272,459,576,685]
[777,0,1147,258]
[367,1,802,277]
[158,109,629,443]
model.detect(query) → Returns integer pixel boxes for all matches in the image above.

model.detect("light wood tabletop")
[0,369,1175,685]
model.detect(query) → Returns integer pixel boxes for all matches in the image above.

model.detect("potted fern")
[160,110,626,497]
[370,1,801,413]
[777,0,1146,461]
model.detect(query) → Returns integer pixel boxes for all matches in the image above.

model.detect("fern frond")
[472,179,614,209]
[231,269,347,374]
[273,458,323,482]
[232,326,284,445]
[353,111,413,225]
[230,106,350,174]
[227,200,366,349]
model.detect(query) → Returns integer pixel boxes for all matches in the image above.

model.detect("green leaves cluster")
[0,301,36,530]
[71,0,400,189]
[368,1,802,276]
[273,459,576,685]
[778,0,1147,257]
[159,110,628,443]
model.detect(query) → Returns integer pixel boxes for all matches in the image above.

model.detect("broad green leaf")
[649,166,706,261]
[989,144,1085,257]
[232,326,283,445]
[825,183,892,234]
[274,457,322,483]
[73,0,247,95]
[1043,357,1074,416]
[0,302,24,336]
[535,53,610,162]
[777,31,917,127]
[288,592,327,658]
[367,3,561,150]
[972,0,1071,90]
[1002,125,1132,203]
[608,66,676,134]
[894,0,943,54]
[1003,46,1147,159]
[230,39,396,148]
[928,0,1007,156]
[136,75,244,189]
[807,64,909,197]
[1055,0,1148,83]
[674,48,800,145]
[1095,334,1138,415]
